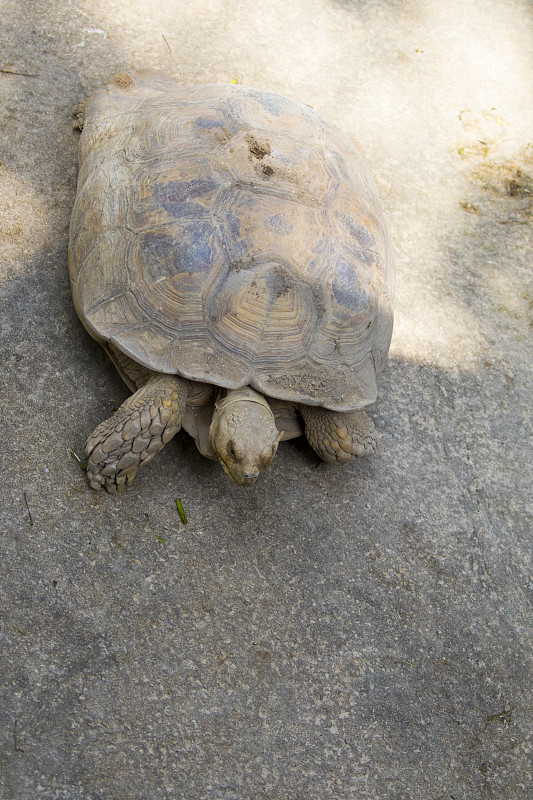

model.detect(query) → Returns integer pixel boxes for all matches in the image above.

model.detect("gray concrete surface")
[1,1,532,798]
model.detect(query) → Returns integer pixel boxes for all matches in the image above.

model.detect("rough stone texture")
[1,1,532,798]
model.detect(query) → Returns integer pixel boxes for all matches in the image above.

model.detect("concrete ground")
[1,1,532,798]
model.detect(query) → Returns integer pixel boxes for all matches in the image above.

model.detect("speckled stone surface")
[1,1,532,798]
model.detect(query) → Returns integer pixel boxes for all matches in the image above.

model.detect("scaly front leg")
[85,374,189,492]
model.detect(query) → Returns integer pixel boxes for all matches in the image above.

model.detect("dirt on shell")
[247,135,271,159]
[111,71,135,91]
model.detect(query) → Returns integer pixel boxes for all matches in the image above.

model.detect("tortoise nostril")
[243,471,259,481]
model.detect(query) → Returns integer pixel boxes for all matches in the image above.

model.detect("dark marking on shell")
[331,256,371,312]
[155,178,220,219]
[247,135,271,160]
[137,222,215,281]
[269,266,295,298]
[266,214,293,234]
[339,213,377,250]
[228,258,255,272]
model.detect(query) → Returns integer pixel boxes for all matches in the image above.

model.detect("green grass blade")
[175,498,188,524]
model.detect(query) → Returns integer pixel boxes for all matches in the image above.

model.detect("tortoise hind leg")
[86,374,189,493]
[299,406,377,465]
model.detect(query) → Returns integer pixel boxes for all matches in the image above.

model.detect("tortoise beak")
[230,469,260,486]
[219,459,259,486]
[241,470,260,485]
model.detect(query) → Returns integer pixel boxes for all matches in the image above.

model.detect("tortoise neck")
[216,386,271,413]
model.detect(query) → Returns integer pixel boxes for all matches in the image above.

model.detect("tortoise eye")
[228,441,238,460]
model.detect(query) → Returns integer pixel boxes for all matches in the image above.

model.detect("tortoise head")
[209,388,281,485]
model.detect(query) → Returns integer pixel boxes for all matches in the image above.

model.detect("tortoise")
[69,70,394,492]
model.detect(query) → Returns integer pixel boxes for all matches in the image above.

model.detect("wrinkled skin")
[209,388,281,485]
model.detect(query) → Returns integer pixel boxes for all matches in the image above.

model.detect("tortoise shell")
[69,70,394,411]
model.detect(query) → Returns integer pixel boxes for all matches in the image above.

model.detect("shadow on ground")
[1,1,532,798]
